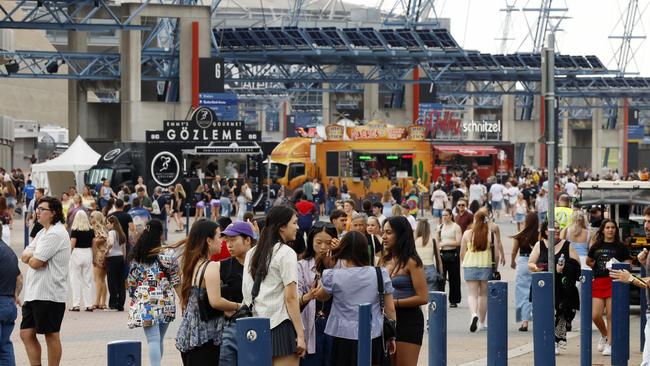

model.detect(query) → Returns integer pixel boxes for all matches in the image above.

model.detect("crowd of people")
[2,164,650,365]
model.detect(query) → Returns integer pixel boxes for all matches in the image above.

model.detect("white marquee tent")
[31,136,101,195]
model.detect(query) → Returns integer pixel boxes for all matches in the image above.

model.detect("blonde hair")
[175,183,186,199]
[567,210,587,238]
[90,210,108,238]
[71,210,92,231]
[391,204,401,217]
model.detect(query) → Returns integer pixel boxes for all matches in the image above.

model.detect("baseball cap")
[221,221,255,238]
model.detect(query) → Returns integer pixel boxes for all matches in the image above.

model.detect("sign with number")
[199,57,225,93]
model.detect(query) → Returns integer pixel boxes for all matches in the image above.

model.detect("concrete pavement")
[7,213,644,365]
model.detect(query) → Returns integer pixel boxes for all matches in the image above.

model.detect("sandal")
[518,325,528,332]
[69,306,80,312]
[84,307,94,312]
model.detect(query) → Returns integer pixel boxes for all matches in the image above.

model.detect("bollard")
[580,268,592,366]
[357,303,372,366]
[532,272,555,366]
[185,203,190,236]
[611,262,630,366]
[487,281,507,366]
[236,317,272,366]
[428,291,447,366]
[23,210,29,248]
[641,265,647,353]
[107,340,141,366]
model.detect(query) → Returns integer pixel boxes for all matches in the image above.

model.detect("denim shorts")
[432,209,443,218]
[463,267,492,281]
[492,201,502,210]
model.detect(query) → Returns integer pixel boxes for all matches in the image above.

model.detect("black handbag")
[375,267,397,341]
[197,261,223,322]
[230,269,263,321]
[431,236,446,291]
[490,232,501,281]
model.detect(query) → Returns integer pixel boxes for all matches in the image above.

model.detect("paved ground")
[7,213,644,365]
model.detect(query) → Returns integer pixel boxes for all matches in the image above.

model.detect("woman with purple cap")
[218,221,254,366]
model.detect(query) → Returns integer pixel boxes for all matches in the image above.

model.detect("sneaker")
[597,336,607,352]
[480,323,488,331]
[558,340,567,350]
[602,344,611,356]
[555,344,560,355]
[470,315,479,333]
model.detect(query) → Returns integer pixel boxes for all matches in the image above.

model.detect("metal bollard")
[487,281,507,366]
[428,291,447,366]
[236,317,272,366]
[532,272,555,366]
[641,265,647,353]
[580,268,592,366]
[107,340,141,366]
[611,262,630,366]
[185,203,190,236]
[357,303,372,366]
[23,210,29,248]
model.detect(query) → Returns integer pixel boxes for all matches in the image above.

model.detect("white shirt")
[489,183,505,201]
[24,222,70,303]
[430,189,448,210]
[469,184,486,204]
[506,187,519,204]
[243,243,297,329]
[406,214,417,230]
[565,182,578,197]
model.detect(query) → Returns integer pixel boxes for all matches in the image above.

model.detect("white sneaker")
[555,344,560,355]
[602,344,611,356]
[597,336,607,352]
[558,340,567,350]
[480,323,488,331]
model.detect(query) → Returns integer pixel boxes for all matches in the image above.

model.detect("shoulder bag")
[197,260,223,322]
[489,231,501,281]
[375,267,397,341]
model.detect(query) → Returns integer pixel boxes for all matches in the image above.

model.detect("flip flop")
[68,306,80,312]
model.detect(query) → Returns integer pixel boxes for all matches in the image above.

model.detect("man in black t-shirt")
[107,199,134,245]
[0,232,22,365]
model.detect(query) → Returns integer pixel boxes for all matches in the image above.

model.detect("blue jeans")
[143,322,169,366]
[326,197,335,216]
[218,321,238,366]
[0,296,17,366]
[300,316,332,366]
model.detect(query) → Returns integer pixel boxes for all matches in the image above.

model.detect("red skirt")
[592,277,613,299]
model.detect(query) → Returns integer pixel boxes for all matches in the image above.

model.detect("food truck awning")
[435,145,499,157]
[183,142,263,155]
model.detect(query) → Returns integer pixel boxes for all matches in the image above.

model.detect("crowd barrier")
[107,269,641,366]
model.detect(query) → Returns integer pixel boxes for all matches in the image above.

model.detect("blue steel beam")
[0,0,151,30]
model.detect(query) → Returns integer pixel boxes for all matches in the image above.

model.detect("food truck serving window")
[87,168,113,185]
[352,153,413,179]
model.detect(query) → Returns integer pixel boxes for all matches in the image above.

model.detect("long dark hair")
[333,231,370,267]
[512,212,539,251]
[382,216,423,273]
[303,222,337,272]
[249,205,296,279]
[594,218,622,245]
[129,219,164,264]
[107,215,126,245]
[180,220,220,310]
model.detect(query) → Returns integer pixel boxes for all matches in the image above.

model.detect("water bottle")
[558,253,565,266]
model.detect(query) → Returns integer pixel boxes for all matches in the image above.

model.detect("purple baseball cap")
[221,221,255,238]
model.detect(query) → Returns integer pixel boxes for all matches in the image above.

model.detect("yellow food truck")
[266,124,433,198]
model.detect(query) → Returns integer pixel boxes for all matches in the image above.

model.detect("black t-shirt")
[108,211,133,242]
[151,195,168,220]
[390,186,402,204]
[451,189,464,206]
[71,229,95,249]
[220,257,244,303]
[0,241,19,296]
[327,185,338,198]
[587,242,630,278]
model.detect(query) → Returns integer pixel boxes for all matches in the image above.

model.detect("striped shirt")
[24,222,70,303]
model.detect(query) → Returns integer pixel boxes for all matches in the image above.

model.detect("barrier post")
[641,265,647,353]
[107,340,141,366]
[532,272,555,366]
[185,203,190,236]
[236,317,272,366]
[487,281,507,366]
[357,303,372,366]
[580,268,592,366]
[611,262,630,366]
[23,210,29,248]
[428,291,447,366]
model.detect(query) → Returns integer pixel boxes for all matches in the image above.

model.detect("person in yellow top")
[554,194,573,230]
[461,210,504,332]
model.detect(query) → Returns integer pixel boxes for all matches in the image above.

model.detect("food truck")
[432,143,514,183]
[267,123,433,198]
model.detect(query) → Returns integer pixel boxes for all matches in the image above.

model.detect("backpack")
[152,198,161,215]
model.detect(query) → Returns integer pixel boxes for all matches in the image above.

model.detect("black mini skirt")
[271,319,297,357]
[396,306,424,345]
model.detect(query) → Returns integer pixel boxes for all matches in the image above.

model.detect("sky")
[355,0,650,76]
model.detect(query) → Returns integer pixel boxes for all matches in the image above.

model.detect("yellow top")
[462,238,492,268]
[554,207,573,230]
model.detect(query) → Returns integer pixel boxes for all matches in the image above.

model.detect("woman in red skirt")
[586,219,632,356]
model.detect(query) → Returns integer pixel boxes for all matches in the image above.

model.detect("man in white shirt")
[489,180,506,219]
[19,196,70,366]
[564,178,578,198]
[469,179,487,206]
